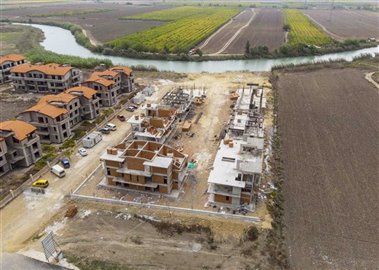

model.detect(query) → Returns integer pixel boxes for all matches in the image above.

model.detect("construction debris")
[65,205,78,218]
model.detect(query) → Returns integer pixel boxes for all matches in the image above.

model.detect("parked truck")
[82,132,102,148]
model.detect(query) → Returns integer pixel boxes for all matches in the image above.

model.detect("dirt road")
[0,109,133,252]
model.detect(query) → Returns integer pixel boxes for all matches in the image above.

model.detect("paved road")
[0,109,133,252]
[1,252,69,270]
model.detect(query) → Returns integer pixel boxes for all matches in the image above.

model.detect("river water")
[18,23,379,73]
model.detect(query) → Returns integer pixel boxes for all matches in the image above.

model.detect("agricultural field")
[302,9,379,40]
[284,9,333,46]
[224,8,285,54]
[276,66,379,269]
[1,3,171,43]
[199,8,255,54]
[107,6,241,53]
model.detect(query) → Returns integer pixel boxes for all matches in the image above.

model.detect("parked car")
[130,104,138,109]
[126,106,135,112]
[105,123,117,131]
[98,127,110,134]
[78,147,88,156]
[61,158,70,169]
[32,179,49,188]
[51,165,66,178]
[117,115,126,121]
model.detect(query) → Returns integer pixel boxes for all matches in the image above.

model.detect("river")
[18,23,379,73]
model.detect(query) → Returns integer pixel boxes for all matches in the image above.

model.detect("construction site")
[68,72,274,217]
[1,72,278,270]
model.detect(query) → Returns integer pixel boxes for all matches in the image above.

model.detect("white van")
[51,164,66,178]
[105,123,117,131]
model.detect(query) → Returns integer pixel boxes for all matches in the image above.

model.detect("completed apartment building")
[19,93,79,144]
[0,120,42,176]
[65,86,100,120]
[10,63,81,93]
[110,66,134,93]
[82,70,121,107]
[101,140,188,195]
[19,86,100,144]
[0,54,27,84]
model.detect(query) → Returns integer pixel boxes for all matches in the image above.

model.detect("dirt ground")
[20,201,277,270]
[224,8,285,53]
[302,9,379,40]
[76,72,271,218]
[200,8,254,54]
[0,83,43,121]
[276,67,379,269]
[1,3,170,43]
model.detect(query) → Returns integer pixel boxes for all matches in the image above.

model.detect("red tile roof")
[0,54,25,65]
[10,63,73,76]
[0,120,37,141]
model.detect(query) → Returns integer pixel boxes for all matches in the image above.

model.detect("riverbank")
[5,19,378,62]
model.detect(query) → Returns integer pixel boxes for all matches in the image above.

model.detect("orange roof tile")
[85,73,114,87]
[65,86,97,100]
[0,120,37,141]
[10,63,73,76]
[40,93,77,104]
[111,66,133,76]
[0,54,25,65]
[93,70,118,77]
[24,102,68,118]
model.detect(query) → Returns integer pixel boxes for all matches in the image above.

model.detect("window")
[226,196,230,201]
[221,157,235,162]
[107,168,111,176]
[163,176,168,184]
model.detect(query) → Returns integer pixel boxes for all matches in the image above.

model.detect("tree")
[283,24,291,32]
[195,48,203,57]
[245,40,251,55]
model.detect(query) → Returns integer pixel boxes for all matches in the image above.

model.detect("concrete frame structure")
[128,104,177,144]
[0,54,27,84]
[161,88,192,118]
[229,87,265,138]
[207,137,263,210]
[10,63,81,93]
[207,84,267,210]
[0,120,42,176]
[100,140,188,195]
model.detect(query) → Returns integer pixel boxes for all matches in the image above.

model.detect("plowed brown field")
[200,8,254,54]
[277,68,379,269]
[224,8,285,54]
[302,9,379,40]
[2,3,170,43]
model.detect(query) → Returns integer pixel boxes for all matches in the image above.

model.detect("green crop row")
[284,9,333,46]
[109,6,240,53]
[31,9,111,17]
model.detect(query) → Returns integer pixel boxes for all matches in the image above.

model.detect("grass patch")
[25,48,113,69]
[109,6,240,53]
[0,24,43,54]
[67,255,131,270]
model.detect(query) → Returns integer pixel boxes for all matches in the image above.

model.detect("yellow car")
[32,179,49,188]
